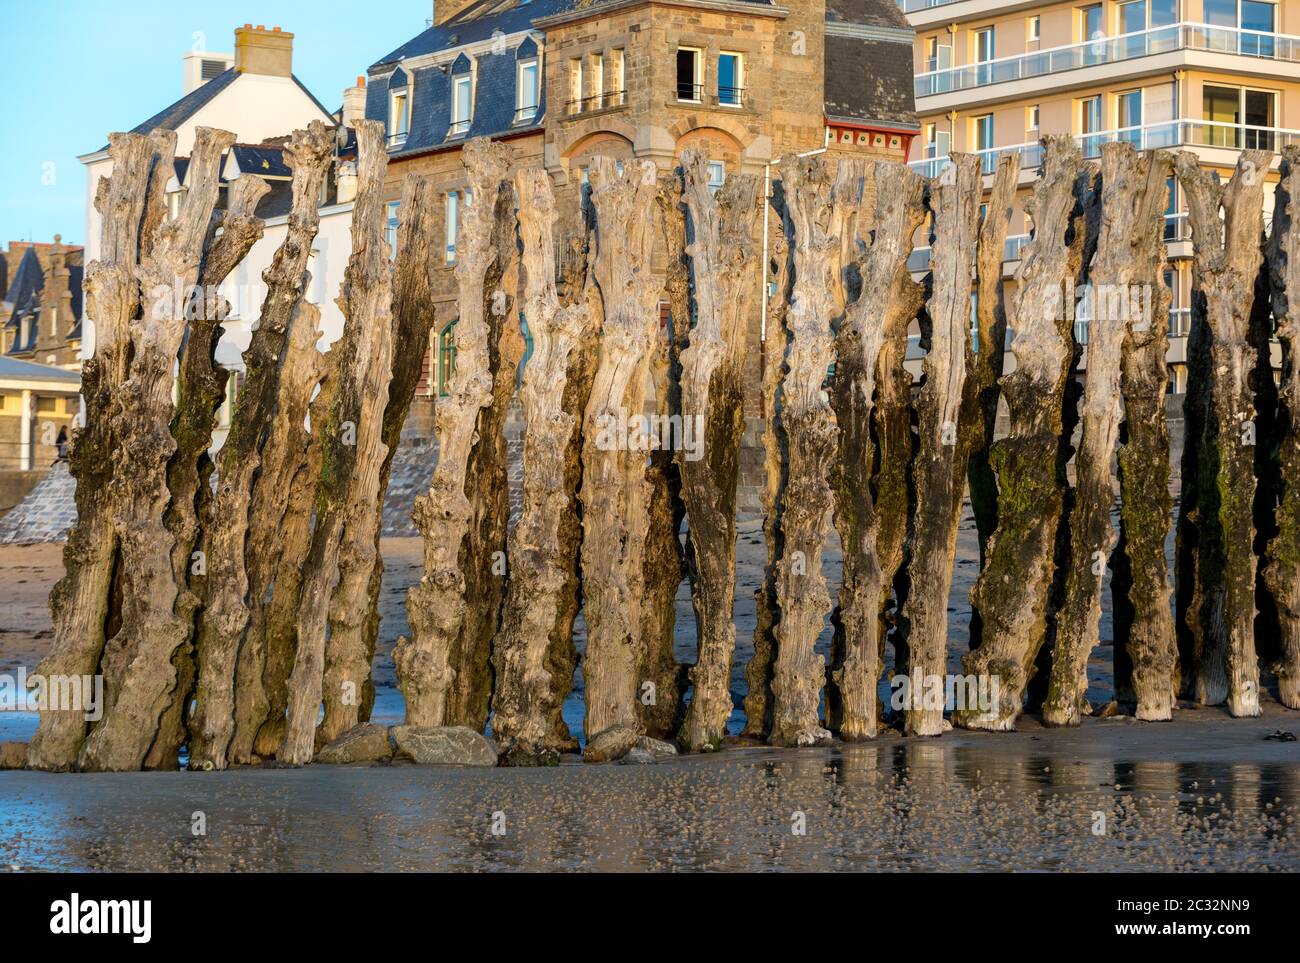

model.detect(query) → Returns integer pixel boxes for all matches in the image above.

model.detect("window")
[925,35,952,71]
[707,161,725,195]
[167,190,184,221]
[1203,84,1276,148]
[1027,104,1040,132]
[1027,15,1041,46]
[973,27,994,84]
[451,74,473,136]
[389,89,409,146]
[386,201,400,260]
[438,320,457,396]
[1079,94,1103,156]
[569,58,583,113]
[609,48,626,106]
[1118,90,1143,145]
[718,52,743,106]
[925,122,951,160]
[589,52,604,109]
[676,48,701,102]
[973,114,994,173]
[516,58,539,122]
[1080,3,1103,41]
[446,191,462,262]
[1241,0,1277,56]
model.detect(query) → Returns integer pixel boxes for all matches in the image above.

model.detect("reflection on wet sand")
[1,738,1296,872]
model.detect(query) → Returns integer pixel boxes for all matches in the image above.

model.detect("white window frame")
[445,189,474,263]
[1027,103,1040,132]
[386,201,401,261]
[1027,15,1041,44]
[451,74,473,136]
[676,46,702,103]
[516,57,539,122]
[706,160,726,194]
[718,51,743,107]
[389,88,410,145]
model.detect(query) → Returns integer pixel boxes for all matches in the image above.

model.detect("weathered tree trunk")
[637,177,689,741]
[967,156,1018,572]
[827,161,926,740]
[280,121,394,763]
[1043,143,1166,725]
[448,180,522,731]
[577,157,663,740]
[357,173,441,724]
[491,168,593,760]
[148,174,271,769]
[1175,150,1269,716]
[394,138,515,729]
[1266,145,1300,709]
[78,128,232,772]
[768,155,839,747]
[250,354,338,757]
[27,132,165,771]
[227,299,328,763]
[187,122,335,769]
[1105,150,1178,722]
[743,186,791,741]
[900,154,983,737]
[322,176,447,745]
[955,136,1084,731]
[676,151,761,751]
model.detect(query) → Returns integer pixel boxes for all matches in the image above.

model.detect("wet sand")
[2,714,1297,871]
[2,497,1298,871]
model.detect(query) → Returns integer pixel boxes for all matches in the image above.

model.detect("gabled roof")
[3,247,43,320]
[95,68,335,152]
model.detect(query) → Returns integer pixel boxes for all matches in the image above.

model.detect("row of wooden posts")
[23,119,1300,771]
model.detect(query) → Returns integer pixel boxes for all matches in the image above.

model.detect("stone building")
[362,0,918,440]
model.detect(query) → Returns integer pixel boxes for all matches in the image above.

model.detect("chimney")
[336,160,358,205]
[342,76,367,129]
[235,24,294,78]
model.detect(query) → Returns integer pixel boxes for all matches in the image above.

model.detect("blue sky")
[0,0,431,247]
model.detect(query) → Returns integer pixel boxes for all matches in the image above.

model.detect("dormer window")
[451,74,473,136]
[389,87,410,147]
[516,58,539,123]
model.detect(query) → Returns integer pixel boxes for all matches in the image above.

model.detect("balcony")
[909,118,1300,181]
[916,23,1300,100]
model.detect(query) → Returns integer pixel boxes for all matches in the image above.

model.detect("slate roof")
[0,356,81,384]
[367,30,548,157]
[824,30,917,128]
[2,245,42,313]
[370,0,573,68]
[229,144,293,179]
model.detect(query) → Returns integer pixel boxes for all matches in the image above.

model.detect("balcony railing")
[676,82,704,102]
[448,118,471,137]
[513,104,539,124]
[908,216,1184,272]
[910,118,1300,180]
[916,22,1300,98]
[718,85,745,107]
[386,130,408,149]
[566,90,627,115]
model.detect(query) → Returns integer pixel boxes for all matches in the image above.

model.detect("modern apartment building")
[900,0,1295,392]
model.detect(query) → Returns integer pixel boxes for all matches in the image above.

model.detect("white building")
[76,24,339,360]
